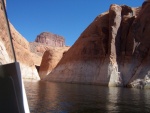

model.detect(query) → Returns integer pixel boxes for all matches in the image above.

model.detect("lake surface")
[24,80,150,113]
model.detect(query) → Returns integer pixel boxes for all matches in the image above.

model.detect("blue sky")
[7,0,144,46]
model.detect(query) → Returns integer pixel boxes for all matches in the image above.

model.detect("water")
[24,80,150,113]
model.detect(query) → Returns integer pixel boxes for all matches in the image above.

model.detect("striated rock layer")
[35,32,65,47]
[44,2,150,88]
[0,2,40,80]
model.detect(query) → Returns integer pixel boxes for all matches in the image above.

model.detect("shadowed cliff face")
[122,1,150,88]
[44,2,150,88]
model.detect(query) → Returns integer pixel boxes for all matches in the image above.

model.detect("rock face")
[38,50,52,79]
[44,2,150,88]
[29,42,69,66]
[10,24,40,80]
[35,32,65,47]
[30,41,69,79]
[38,47,69,79]
[0,2,40,80]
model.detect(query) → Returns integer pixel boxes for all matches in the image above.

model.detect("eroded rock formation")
[29,42,69,66]
[38,47,69,79]
[44,2,150,88]
[30,39,69,79]
[35,32,65,47]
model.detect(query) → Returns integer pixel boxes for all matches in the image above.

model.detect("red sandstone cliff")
[0,0,69,80]
[0,2,39,79]
[38,47,69,79]
[29,41,69,79]
[35,32,65,47]
[30,32,68,67]
[29,42,69,66]
[44,2,150,88]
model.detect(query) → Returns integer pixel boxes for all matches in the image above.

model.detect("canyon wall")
[44,2,150,88]
[0,2,40,80]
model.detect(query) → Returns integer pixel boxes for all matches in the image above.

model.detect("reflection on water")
[24,80,150,113]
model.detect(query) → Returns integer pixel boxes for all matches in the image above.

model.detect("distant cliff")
[30,32,67,66]
[35,32,65,47]
[44,2,150,88]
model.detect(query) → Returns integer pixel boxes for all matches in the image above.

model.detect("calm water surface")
[24,80,150,113]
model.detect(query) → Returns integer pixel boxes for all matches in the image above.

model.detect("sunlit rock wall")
[44,2,150,88]
[0,2,40,80]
